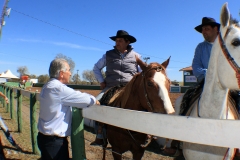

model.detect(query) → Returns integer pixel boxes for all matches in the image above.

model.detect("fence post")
[7,87,9,113]
[10,88,15,119]
[17,90,22,133]
[7,87,10,113]
[30,93,40,155]
[3,86,6,109]
[0,85,3,105]
[71,108,86,160]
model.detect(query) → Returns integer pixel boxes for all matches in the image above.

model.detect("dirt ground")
[0,89,183,160]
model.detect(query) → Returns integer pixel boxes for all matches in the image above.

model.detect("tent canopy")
[0,70,19,79]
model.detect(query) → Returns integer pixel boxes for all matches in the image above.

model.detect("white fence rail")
[83,105,240,148]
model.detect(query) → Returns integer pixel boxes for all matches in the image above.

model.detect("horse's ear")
[135,56,147,70]
[161,56,171,68]
[220,3,230,28]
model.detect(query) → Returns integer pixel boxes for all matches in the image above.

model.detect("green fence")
[0,84,100,160]
[33,83,101,90]
[4,82,32,88]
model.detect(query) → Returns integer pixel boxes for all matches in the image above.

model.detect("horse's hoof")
[90,138,104,146]
[90,138,108,146]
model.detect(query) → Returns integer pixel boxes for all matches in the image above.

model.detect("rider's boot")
[90,123,108,146]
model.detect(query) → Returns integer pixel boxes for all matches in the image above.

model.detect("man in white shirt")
[37,58,100,160]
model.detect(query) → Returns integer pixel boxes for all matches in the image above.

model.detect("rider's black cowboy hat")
[109,30,137,43]
[195,17,220,33]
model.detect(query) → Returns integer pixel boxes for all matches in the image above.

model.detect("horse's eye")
[156,67,162,72]
[231,39,240,47]
[147,81,154,87]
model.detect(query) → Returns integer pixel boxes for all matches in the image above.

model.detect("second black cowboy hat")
[195,17,220,33]
[109,30,137,43]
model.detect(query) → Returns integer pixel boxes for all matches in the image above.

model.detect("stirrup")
[160,148,182,157]
[141,135,155,148]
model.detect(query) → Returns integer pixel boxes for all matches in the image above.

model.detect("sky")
[0,0,239,82]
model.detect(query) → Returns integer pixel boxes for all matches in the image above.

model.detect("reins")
[218,27,240,88]
[126,130,142,147]
[197,93,202,117]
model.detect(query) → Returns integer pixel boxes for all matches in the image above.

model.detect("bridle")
[218,26,240,88]
[141,65,165,112]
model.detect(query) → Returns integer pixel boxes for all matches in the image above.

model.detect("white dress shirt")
[38,78,96,137]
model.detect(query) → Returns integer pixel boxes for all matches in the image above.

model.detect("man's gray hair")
[49,58,68,78]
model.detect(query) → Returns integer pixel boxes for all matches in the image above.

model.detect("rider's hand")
[95,100,100,105]
[100,82,106,90]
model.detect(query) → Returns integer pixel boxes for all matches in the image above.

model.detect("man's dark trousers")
[37,132,69,160]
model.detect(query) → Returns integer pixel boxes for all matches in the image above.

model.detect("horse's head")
[215,3,240,89]
[136,56,175,114]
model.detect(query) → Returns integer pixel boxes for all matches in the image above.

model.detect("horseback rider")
[192,17,220,82]
[91,30,141,146]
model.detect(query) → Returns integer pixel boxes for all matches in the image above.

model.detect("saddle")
[179,79,204,116]
[99,84,125,106]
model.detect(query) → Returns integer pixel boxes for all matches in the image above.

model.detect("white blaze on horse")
[174,3,240,160]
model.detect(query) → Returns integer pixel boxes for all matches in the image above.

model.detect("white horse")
[174,3,240,160]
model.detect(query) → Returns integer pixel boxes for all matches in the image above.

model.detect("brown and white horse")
[100,56,175,160]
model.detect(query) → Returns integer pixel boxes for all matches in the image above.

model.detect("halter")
[142,66,164,112]
[218,26,240,88]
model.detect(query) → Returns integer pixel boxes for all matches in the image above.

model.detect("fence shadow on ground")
[84,125,162,154]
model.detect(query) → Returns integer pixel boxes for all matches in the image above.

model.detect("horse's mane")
[108,73,140,108]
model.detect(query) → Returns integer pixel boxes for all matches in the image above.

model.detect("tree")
[29,74,37,79]
[82,70,97,85]
[171,80,179,86]
[72,73,81,84]
[55,53,75,73]
[38,74,50,83]
[17,66,29,76]
[101,70,106,79]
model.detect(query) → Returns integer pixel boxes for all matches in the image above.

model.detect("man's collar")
[113,45,133,53]
[204,40,214,44]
